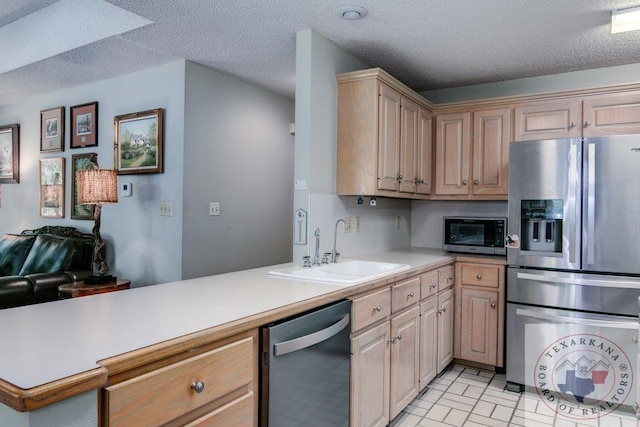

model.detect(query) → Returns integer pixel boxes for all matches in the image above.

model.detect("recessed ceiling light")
[336,6,368,21]
[611,5,640,34]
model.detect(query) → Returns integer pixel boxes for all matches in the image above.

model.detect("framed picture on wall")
[40,106,65,152]
[70,102,98,148]
[39,157,65,218]
[114,108,163,174]
[0,123,20,184]
[71,153,97,220]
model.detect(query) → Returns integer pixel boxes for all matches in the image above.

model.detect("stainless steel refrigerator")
[506,136,640,412]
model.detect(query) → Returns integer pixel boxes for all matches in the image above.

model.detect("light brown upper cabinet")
[337,68,433,200]
[514,91,640,141]
[434,107,510,199]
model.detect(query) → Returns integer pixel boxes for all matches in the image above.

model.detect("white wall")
[293,29,412,264]
[0,61,186,286]
[181,62,295,278]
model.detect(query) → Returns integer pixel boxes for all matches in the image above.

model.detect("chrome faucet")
[332,218,346,263]
[313,228,321,266]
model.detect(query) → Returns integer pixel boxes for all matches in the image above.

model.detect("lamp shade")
[76,169,118,205]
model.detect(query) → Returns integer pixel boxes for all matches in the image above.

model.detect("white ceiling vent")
[335,6,368,21]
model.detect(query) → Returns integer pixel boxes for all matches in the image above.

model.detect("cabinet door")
[459,288,498,366]
[419,296,437,389]
[436,288,454,373]
[389,306,420,420]
[378,84,402,191]
[416,108,433,195]
[351,322,390,427]
[472,108,510,196]
[435,112,471,195]
[399,97,419,193]
[514,100,581,141]
[582,91,640,137]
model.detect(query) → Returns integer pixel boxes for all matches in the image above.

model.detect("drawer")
[184,392,254,426]
[420,270,439,299]
[460,263,501,288]
[392,276,420,312]
[351,287,391,332]
[104,336,254,427]
[438,265,455,290]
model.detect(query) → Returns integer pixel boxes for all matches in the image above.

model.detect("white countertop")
[0,247,453,391]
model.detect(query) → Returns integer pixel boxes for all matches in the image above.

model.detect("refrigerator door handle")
[517,271,640,289]
[568,142,580,264]
[516,308,636,330]
[273,313,350,356]
[586,142,596,265]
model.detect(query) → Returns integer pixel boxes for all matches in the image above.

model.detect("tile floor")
[391,364,639,427]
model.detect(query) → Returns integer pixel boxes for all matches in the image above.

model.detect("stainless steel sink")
[268,260,410,285]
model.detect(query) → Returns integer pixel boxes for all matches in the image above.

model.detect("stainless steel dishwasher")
[259,299,351,427]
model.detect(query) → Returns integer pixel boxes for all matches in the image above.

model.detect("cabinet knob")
[633,336,639,344]
[462,180,468,186]
[569,122,577,128]
[397,174,403,182]
[476,274,483,280]
[407,291,415,298]
[490,302,496,309]
[584,121,591,127]
[388,337,396,344]
[373,305,382,312]
[474,179,479,185]
[430,283,437,289]
[396,334,402,340]
[441,307,446,313]
[448,275,453,281]
[191,381,205,394]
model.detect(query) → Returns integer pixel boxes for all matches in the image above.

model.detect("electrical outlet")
[160,201,173,217]
[344,217,352,233]
[355,216,360,232]
[209,201,220,216]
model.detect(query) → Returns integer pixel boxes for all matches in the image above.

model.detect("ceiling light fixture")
[611,5,640,34]
[336,6,368,21]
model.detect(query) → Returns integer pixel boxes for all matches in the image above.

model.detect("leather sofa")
[0,226,94,309]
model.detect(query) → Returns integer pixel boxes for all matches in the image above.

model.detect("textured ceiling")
[1,0,640,107]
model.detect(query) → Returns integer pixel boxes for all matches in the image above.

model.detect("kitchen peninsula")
[0,247,473,426]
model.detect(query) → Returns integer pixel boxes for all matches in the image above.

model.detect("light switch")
[209,202,220,216]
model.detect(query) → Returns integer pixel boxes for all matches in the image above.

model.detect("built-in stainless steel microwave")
[443,217,507,255]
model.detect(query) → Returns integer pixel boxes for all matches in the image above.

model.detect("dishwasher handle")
[273,313,350,357]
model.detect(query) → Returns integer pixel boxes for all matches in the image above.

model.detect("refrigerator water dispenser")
[520,200,563,253]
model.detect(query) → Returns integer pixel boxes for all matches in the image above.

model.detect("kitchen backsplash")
[411,200,508,248]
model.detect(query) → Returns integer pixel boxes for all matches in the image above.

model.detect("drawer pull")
[448,275,453,281]
[373,305,382,312]
[395,333,402,341]
[491,301,496,309]
[191,381,205,394]
[388,337,396,344]
[430,283,437,289]
[476,273,482,280]
[407,291,415,298]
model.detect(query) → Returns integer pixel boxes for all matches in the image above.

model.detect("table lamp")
[76,167,118,284]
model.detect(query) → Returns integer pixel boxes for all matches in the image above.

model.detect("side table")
[58,279,131,299]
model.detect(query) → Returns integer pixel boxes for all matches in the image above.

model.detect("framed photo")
[70,102,98,148]
[71,153,97,220]
[39,157,65,218]
[0,123,19,183]
[115,108,163,175]
[40,106,65,152]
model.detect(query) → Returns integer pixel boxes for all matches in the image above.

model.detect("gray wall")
[0,61,186,286]
[0,60,296,285]
[181,62,295,279]
[293,29,412,264]
[421,62,640,104]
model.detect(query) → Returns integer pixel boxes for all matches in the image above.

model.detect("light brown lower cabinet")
[351,321,391,427]
[350,264,456,426]
[455,261,505,368]
[102,330,257,427]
